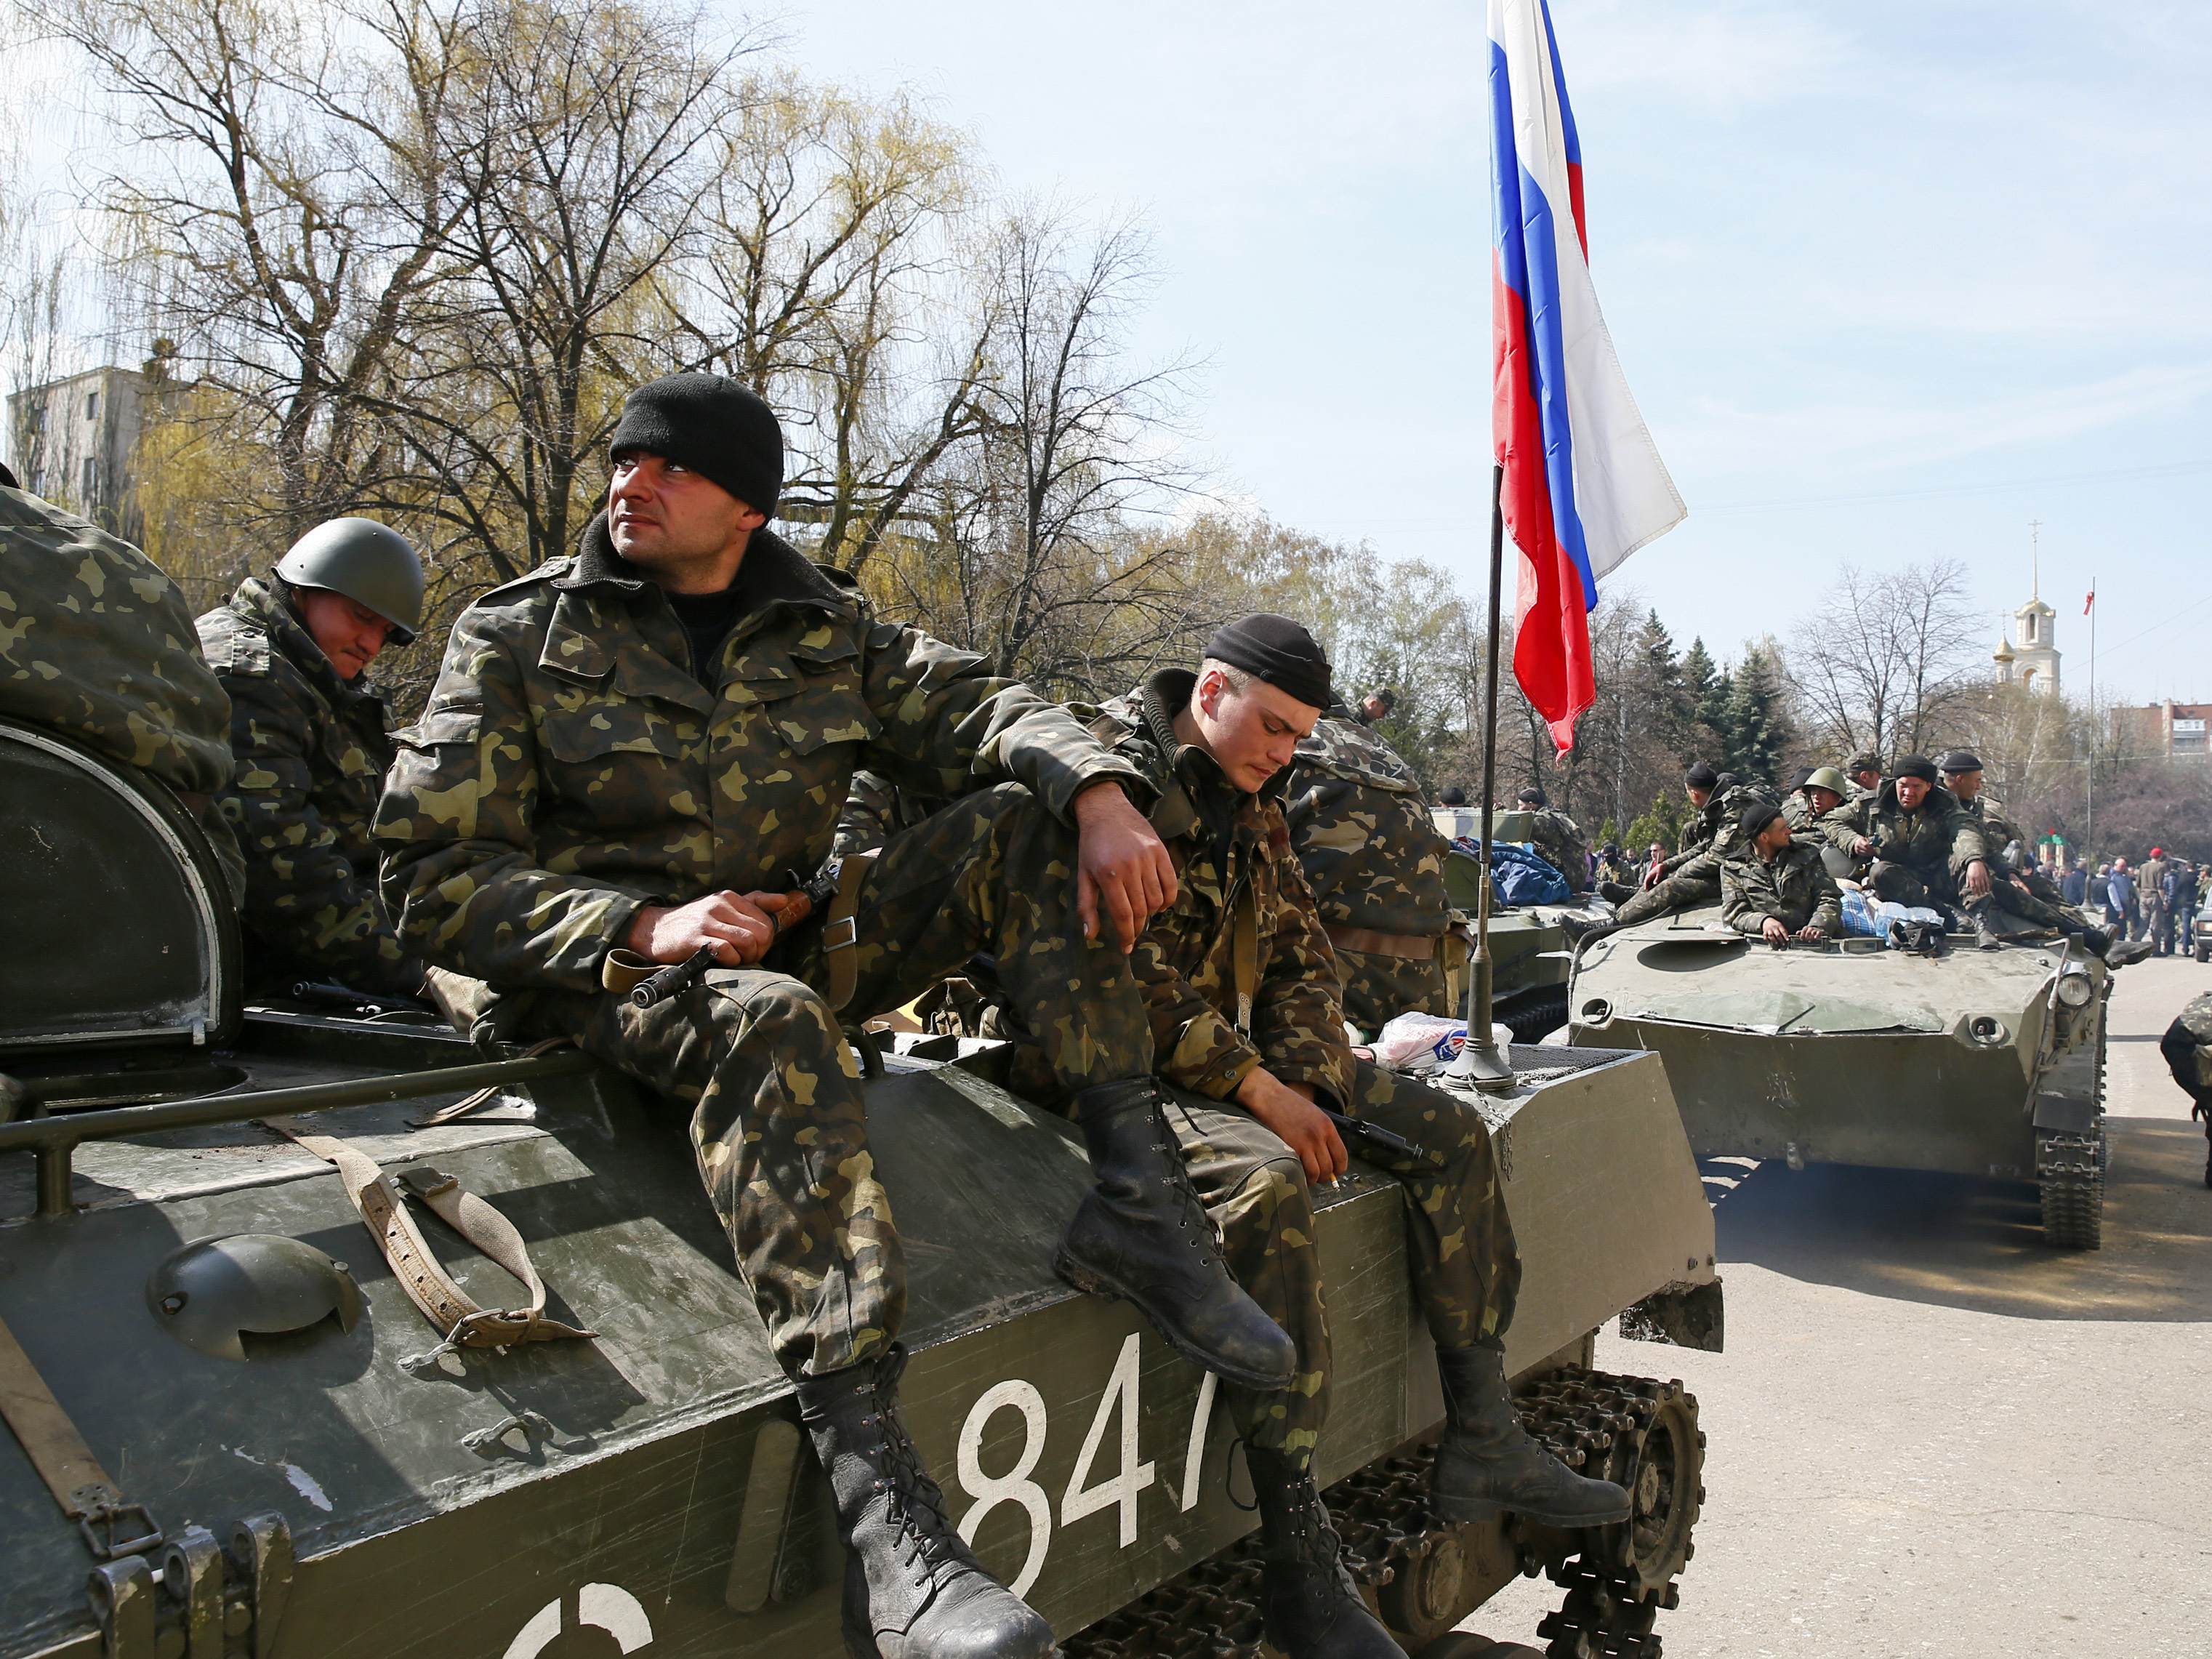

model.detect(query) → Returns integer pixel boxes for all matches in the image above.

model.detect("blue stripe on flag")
[1489,42,1598,611]
[1538,0,1581,167]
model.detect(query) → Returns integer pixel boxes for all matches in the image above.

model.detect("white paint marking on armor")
[1061,1332,1157,1547]
[955,1378,1053,1599]
[578,1583,653,1652]
[1178,1370,1219,1514]
[500,1600,562,1659]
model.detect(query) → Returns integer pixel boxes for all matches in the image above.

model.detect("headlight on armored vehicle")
[2055,968,2094,1008]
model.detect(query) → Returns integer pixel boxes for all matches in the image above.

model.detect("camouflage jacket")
[376,518,1150,992]
[832,768,947,858]
[2165,991,2212,1098]
[1664,784,1771,882]
[0,485,244,901]
[198,577,417,995]
[1280,715,1450,938]
[1817,782,1984,883]
[1782,792,1817,832]
[1720,842,1843,936]
[1523,808,1590,894]
[1960,794,2034,876]
[1080,670,1355,1106]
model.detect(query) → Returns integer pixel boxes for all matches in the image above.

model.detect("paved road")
[1460,954,2212,1658]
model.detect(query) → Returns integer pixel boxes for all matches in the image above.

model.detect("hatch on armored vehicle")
[1567,903,2109,1250]
[3,718,1725,1659]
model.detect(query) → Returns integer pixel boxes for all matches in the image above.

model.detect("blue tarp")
[1455,837,1572,905]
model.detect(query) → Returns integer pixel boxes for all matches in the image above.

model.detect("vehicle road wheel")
[2197,939,2208,963]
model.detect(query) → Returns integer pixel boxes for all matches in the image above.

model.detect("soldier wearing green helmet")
[196,517,428,998]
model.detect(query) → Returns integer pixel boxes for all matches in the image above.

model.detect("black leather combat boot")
[1430,1343,1632,1528]
[795,1347,1058,1659]
[1244,1445,1403,1659]
[1055,1078,1297,1390]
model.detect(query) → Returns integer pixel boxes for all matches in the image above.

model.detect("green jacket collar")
[559,511,856,619]
[236,574,385,710]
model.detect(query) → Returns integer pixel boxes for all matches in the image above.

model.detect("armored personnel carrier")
[1438,812,1609,1045]
[1,715,1723,1659]
[1567,903,2109,1250]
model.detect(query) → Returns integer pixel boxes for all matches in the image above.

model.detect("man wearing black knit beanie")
[379,374,1300,1659]
[1029,626,1631,1659]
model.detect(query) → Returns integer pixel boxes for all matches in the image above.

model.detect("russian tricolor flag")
[1490,0,1684,754]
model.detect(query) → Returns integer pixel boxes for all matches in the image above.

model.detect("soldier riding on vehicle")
[198,518,428,1000]
[1516,784,1590,896]
[1721,799,1841,944]
[374,374,1296,1659]
[1063,619,1633,1659]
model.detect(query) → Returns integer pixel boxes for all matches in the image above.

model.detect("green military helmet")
[1806,766,1849,795]
[276,517,425,643]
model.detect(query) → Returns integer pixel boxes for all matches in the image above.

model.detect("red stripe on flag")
[1494,256,1595,754]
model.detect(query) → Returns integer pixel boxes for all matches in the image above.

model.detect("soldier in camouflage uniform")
[1816,754,2006,947]
[198,521,427,998]
[1936,750,2136,962]
[1516,784,1590,894]
[376,374,1280,1659]
[1279,709,1454,1034]
[2159,991,2212,1189]
[1567,763,1769,941]
[1842,749,1884,803]
[1721,800,1842,941]
[1783,766,1848,837]
[0,473,244,901]
[1030,619,1628,1659]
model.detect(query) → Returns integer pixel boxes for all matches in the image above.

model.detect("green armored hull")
[1,718,1724,1658]
[1567,904,2108,1249]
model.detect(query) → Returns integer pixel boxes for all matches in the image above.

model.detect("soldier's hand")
[628,890,789,967]
[1851,837,1874,859]
[1795,924,1827,941]
[1235,1069,1346,1186]
[1761,917,1788,943]
[1964,859,1992,899]
[1073,780,1178,952]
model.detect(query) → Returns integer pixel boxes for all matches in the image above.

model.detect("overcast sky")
[784,0,2212,709]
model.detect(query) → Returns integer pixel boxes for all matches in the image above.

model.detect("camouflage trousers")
[534,782,1154,1378]
[1334,946,1451,1037]
[1168,1058,1521,1472]
[1613,870,1721,927]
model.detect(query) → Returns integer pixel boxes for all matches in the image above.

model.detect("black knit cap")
[609,373,783,518]
[1204,613,1332,710]
[1684,761,1718,789]
[1791,766,1815,790]
[1939,749,1983,774]
[1716,771,1742,791]
[1740,799,1784,838]
[1519,785,1547,806]
[1439,785,1468,806]
[1894,754,1939,783]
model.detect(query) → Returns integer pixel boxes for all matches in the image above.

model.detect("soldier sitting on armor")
[1516,784,1590,895]
[1023,617,1628,1659]
[1787,766,1849,838]
[1569,763,1766,943]
[1816,754,2005,949]
[0,459,244,901]
[377,374,1294,1659]
[1281,696,1457,1035]
[1842,749,1884,802]
[1721,800,1841,943]
[2160,991,2212,1190]
[1937,750,2139,964]
[198,521,429,1000]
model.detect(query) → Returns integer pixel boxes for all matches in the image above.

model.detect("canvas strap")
[265,1117,592,1351]
[0,1311,161,1558]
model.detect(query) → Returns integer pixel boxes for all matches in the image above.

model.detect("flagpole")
[2086,578,2096,848]
[1449,464,1515,1095]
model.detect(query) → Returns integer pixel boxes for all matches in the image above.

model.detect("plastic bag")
[1373,1012,1516,1074]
